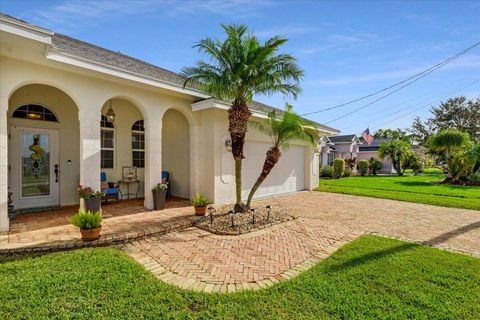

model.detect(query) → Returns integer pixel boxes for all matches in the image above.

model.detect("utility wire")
[323,45,480,125]
[370,77,480,130]
[301,40,480,117]
[366,74,480,125]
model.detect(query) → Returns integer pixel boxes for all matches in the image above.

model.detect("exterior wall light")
[106,99,116,123]
[224,136,232,152]
[207,206,216,225]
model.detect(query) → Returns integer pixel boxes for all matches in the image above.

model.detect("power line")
[301,40,480,117]
[370,77,480,130]
[365,74,480,125]
[323,45,480,125]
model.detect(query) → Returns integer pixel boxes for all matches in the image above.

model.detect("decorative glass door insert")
[21,133,50,197]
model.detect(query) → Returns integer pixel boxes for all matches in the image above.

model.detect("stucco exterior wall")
[162,109,190,199]
[100,98,145,197]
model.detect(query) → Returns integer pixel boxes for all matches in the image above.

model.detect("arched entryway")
[8,84,80,211]
[100,97,146,199]
[162,109,190,199]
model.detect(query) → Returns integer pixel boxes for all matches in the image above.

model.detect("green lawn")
[1,236,479,319]
[317,174,480,210]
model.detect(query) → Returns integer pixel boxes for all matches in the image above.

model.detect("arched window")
[12,104,58,122]
[131,120,144,168]
[101,115,115,169]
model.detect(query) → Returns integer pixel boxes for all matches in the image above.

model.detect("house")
[0,13,339,231]
[319,134,395,174]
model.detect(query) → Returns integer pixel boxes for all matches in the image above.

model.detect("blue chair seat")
[106,188,118,195]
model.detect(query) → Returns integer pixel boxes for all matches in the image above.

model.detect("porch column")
[79,109,101,192]
[189,125,201,199]
[144,117,162,209]
[0,95,8,231]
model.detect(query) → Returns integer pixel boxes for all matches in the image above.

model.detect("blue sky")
[1,0,479,134]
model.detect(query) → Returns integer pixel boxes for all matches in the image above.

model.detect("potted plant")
[78,185,104,213]
[70,210,103,241]
[192,193,209,216]
[152,181,168,210]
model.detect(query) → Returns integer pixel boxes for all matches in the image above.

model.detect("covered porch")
[0,198,196,253]
[1,81,200,232]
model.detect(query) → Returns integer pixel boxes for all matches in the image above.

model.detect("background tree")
[428,130,473,181]
[374,128,410,141]
[377,139,412,176]
[182,25,303,212]
[246,104,318,208]
[411,97,480,143]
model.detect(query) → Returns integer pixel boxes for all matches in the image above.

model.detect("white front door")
[10,127,60,209]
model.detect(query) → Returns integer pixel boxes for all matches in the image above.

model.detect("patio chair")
[162,171,171,198]
[100,172,120,203]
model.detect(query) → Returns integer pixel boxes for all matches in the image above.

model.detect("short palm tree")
[377,139,412,176]
[182,25,303,212]
[428,129,471,158]
[246,104,319,208]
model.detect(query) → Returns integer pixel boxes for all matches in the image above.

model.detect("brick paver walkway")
[2,192,479,292]
[122,191,479,292]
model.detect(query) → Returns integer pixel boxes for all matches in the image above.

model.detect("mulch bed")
[195,205,297,235]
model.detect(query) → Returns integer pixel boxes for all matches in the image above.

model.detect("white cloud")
[254,25,318,39]
[299,32,377,55]
[312,54,480,87]
[20,0,273,33]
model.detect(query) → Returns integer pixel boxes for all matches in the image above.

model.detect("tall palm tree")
[246,104,319,208]
[181,25,303,212]
[377,139,412,176]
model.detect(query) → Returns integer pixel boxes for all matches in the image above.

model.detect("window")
[131,120,144,168]
[327,153,336,166]
[12,104,58,122]
[101,115,115,169]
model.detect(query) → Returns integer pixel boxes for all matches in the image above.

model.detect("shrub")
[152,181,168,191]
[192,193,209,207]
[343,167,352,177]
[469,172,480,183]
[344,157,357,170]
[332,158,345,179]
[369,159,383,175]
[408,155,423,175]
[358,160,369,176]
[319,165,333,178]
[70,210,103,229]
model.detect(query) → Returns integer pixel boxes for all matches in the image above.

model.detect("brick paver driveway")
[123,192,480,292]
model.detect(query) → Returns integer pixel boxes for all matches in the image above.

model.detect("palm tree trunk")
[246,147,281,208]
[229,99,251,213]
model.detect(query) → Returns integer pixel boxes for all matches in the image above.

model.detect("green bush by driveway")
[1,236,479,319]
[317,174,480,210]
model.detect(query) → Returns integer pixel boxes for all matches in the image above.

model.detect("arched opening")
[8,84,80,210]
[100,98,145,199]
[162,109,190,199]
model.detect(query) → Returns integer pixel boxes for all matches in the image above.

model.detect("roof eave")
[46,48,211,99]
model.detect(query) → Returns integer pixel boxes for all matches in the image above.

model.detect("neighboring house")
[357,137,395,174]
[319,134,395,174]
[0,14,339,231]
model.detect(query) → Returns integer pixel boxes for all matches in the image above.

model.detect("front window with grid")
[131,120,145,168]
[327,153,336,166]
[101,115,115,169]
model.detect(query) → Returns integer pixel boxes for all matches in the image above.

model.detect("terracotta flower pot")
[194,206,207,216]
[79,226,102,241]
[84,197,101,213]
[152,189,167,210]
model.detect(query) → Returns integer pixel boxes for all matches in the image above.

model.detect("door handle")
[54,164,59,183]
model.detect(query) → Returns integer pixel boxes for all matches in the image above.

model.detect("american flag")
[362,128,374,145]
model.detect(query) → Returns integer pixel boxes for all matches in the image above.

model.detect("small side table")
[117,179,140,200]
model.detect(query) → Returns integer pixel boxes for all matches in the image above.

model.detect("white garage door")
[242,141,305,200]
